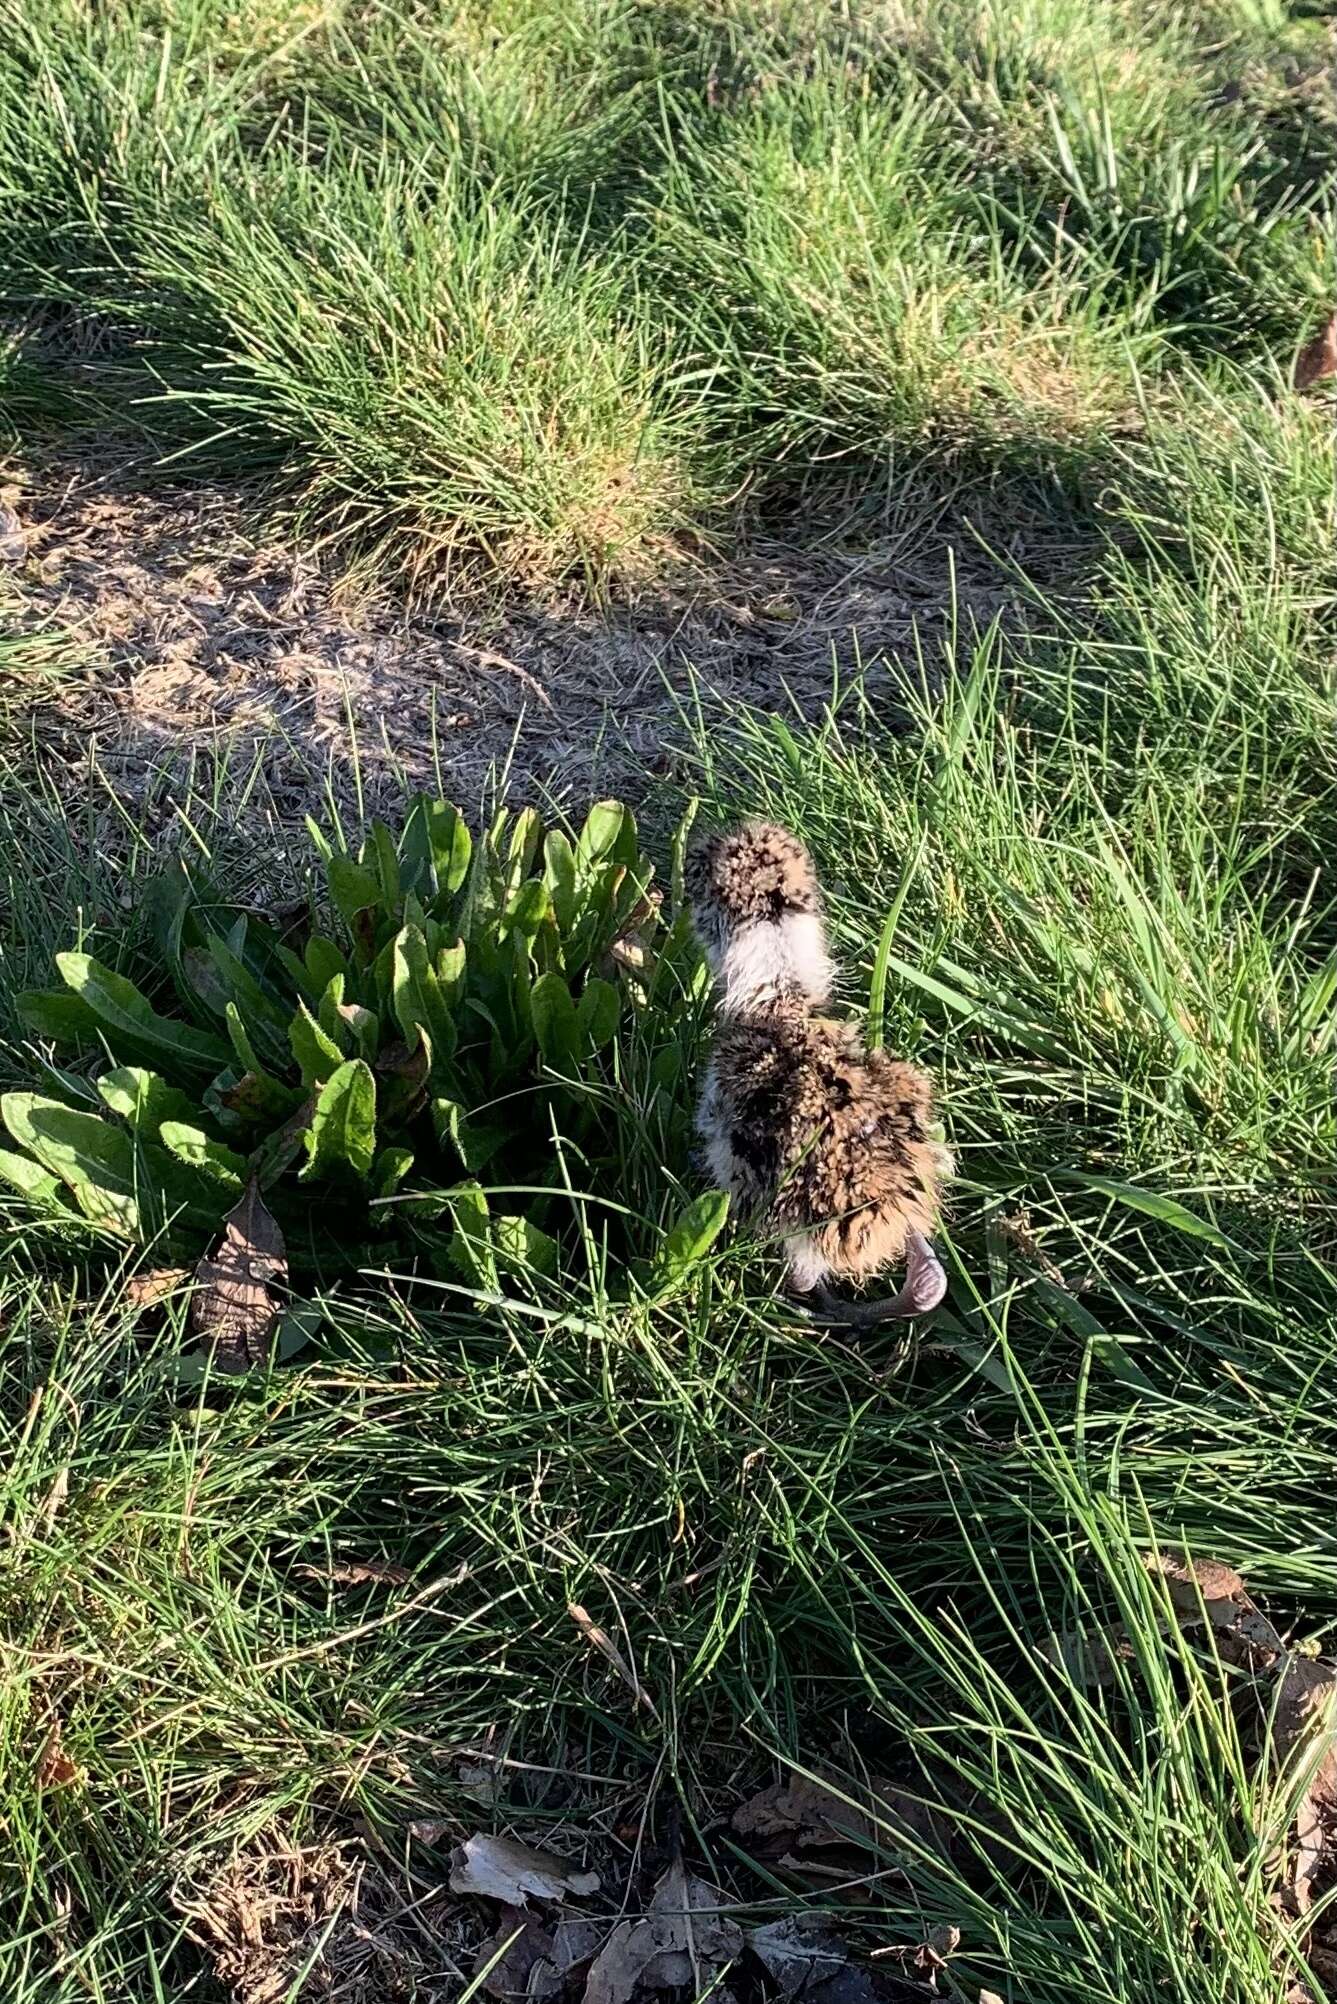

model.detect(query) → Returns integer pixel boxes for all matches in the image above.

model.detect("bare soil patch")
[1,451,1085,834]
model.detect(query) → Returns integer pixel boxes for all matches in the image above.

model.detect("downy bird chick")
[687,821,951,1324]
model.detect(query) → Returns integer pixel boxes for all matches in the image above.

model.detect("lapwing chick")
[687,820,951,1325]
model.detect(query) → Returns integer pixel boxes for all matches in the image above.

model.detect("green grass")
[0,0,1331,588]
[1,2,1336,2001]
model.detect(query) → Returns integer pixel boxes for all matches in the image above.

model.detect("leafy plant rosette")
[1,796,727,1363]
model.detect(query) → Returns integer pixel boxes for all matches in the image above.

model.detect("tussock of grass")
[0,0,1331,588]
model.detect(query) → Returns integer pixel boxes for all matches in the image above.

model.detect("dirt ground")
[0,449,1084,837]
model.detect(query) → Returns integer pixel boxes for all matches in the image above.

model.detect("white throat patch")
[721,912,833,1009]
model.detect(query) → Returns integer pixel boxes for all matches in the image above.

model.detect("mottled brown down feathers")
[690,821,950,1314]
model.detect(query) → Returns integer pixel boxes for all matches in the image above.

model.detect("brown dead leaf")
[749,1915,927,2003]
[1295,312,1337,390]
[176,1829,438,2004]
[568,1603,660,1720]
[0,502,27,566]
[456,1760,503,1806]
[407,1819,453,1847]
[126,1266,192,1310]
[1272,1657,1337,1918]
[1146,1550,1285,1665]
[375,1037,431,1125]
[909,1924,961,1991]
[191,1178,287,1373]
[473,1905,561,2001]
[296,1558,412,1588]
[732,1769,946,1862]
[449,1832,600,1907]
[37,1722,79,1789]
[551,1915,603,1974]
[585,1860,742,2004]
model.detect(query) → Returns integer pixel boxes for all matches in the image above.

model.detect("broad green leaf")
[300,1060,376,1183]
[648,1190,730,1294]
[392,926,456,1067]
[372,1145,415,1198]
[2,1093,146,1237]
[222,1006,304,1116]
[504,807,543,894]
[158,1121,248,1194]
[251,1096,315,1187]
[204,930,291,1059]
[143,856,197,971]
[313,976,378,1062]
[1070,1175,1235,1249]
[17,988,101,1047]
[55,953,230,1078]
[327,853,381,931]
[670,800,699,912]
[431,1097,509,1173]
[494,1214,559,1279]
[543,830,579,930]
[446,1181,497,1290]
[337,1000,379,1062]
[436,941,466,1006]
[317,972,348,1045]
[577,977,620,1053]
[289,1003,346,1089]
[368,821,401,910]
[0,1146,70,1209]
[97,1067,199,1141]
[503,878,551,938]
[412,796,472,900]
[208,1065,304,1128]
[377,1033,432,1127]
[226,1002,271,1079]
[529,971,579,1068]
[272,1300,325,1363]
[305,934,348,994]
[577,801,637,875]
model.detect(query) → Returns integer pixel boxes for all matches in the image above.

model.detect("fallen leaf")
[449,1832,600,1907]
[191,1177,287,1373]
[732,1769,945,1861]
[126,1266,192,1310]
[586,1861,742,2004]
[1039,1618,1134,1687]
[750,1916,849,1998]
[568,1603,660,1720]
[1146,1550,1285,1665]
[1295,312,1337,390]
[457,1759,503,1806]
[296,1558,412,1587]
[37,1722,79,1789]
[1272,1657,1337,1917]
[408,1819,453,1846]
[551,1915,604,1973]
[0,502,26,565]
[910,1923,961,1990]
[473,1905,561,2001]
[749,1915,926,2003]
